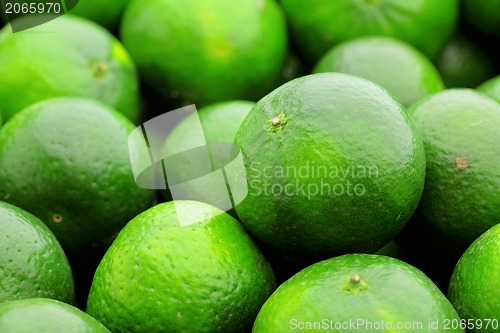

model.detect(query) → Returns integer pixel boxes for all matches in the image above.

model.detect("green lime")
[407,89,500,247]
[463,0,500,36]
[162,100,255,215]
[0,201,74,303]
[0,97,153,251]
[449,223,500,332]
[0,298,109,333]
[435,35,494,88]
[478,75,500,104]
[71,0,131,30]
[120,0,287,106]
[87,201,276,332]
[0,15,139,122]
[253,254,463,333]
[281,0,459,63]
[374,240,400,259]
[313,36,444,106]
[234,73,426,262]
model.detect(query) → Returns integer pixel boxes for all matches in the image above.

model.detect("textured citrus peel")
[266,112,291,133]
[342,274,368,294]
[456,156,468,169]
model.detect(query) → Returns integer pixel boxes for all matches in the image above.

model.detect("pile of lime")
[1,1,499,332]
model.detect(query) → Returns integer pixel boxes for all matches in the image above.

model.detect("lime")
[0,298,109,333]
[234,73,426,262]
[449,223,500,333]
[374,240,400,259]
[162,101,255,215]
[87,201,276,332]
[71,0,131,30]
[0,201,74,303]
[253,254,463,333]
[120,0,287,106]
[0,15,139,122]
[313,36,444,106]
[281,0,459,63]
[435,35,494,88]
[463,0,500,36]
[407,90,500,247]
[478,75,500,104]
[0,97,153,251]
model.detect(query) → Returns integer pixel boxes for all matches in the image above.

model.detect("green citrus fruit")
[313,36,444,106]
[253,254,464,333]
[0,201,74,303]
[0,298,109,333]
[407,90,500,247]
[162,101,255,215]
[0,97,153,251]
[448,223,500,333]
[234,73,426,262]
[0,15,139,122]
[120,0,287,106]
[374,240,400,259]
[478,75,500,104]
[435,35,494,88]
[71,0,131,30]
[281,0,459,63]
[463,0,500,36]
[87,201,276,333]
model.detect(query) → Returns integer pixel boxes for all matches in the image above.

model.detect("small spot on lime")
[456,156,468,169]
[53,214,63,223]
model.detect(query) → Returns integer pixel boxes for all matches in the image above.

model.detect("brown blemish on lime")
[53,214,63,223]
[271,116,280,126]
[456,157,468,169]
[90,60,108,82]
[1,298,12,303]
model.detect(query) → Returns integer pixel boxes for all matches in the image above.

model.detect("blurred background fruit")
[120,0,287,107]
[0,15,140,123]
[478,75,500,103]
[0,97,154,252]
[314,36,444,106]
[70,0,132,31]
[407,90,500,249]
[435,35,494,88]
[448,223,500,333]
[87,201,276,333]
[0,298,110,333]
[234,73,426,263]
[161,100,255,216]
[0,201,74,304]
[253,254,464,333]
[281,0,459,63]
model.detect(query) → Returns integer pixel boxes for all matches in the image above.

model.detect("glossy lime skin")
[281,0,459,63]
[120,0,287,106]
[464,0,500,35]
[162,101,255,214]
[253,254,464,333]
[407,90,500,247]
[449,224,500,333]
[478,76,500,104]
[0,15,139,122]
[0,201,74,303]
[314,36,444,106]
[70,0,131,30]
[0,98,153,251]
[0,298,110,333]
[234,73,426,262]
[435,36,493,89]
[87,201,277,333]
